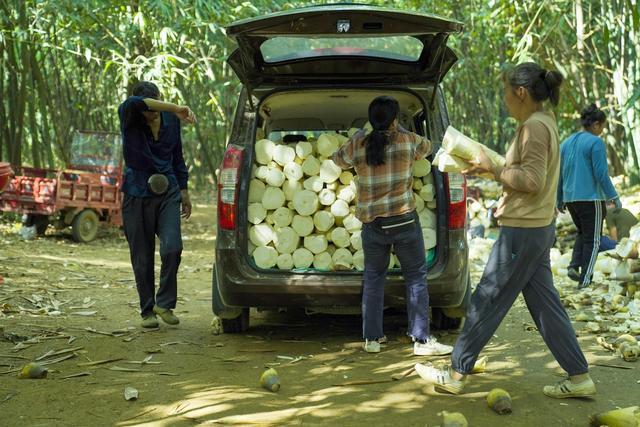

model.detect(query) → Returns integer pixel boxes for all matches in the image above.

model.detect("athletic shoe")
[543,378,596,398]
[414,337,453,356]
[153,305,180,325]
[141,314,159,328]
[415,363,466,395]
[363,339,381,353]
[567,267,580,282]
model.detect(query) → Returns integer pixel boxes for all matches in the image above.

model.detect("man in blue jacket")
[118,81,196,328]
[557,104,620,289]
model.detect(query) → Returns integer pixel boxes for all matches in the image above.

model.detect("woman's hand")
[462,149,493,176]
[176,106,196,124]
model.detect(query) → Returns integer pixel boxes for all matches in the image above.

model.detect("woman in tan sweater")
[415,62,596,399]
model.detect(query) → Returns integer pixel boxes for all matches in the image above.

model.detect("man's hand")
[175,106,196,124]
[181,189,192,219]
[462,149,493,176]
[557,203,566,214]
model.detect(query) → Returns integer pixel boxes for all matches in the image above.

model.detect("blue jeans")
[361,211,429,341]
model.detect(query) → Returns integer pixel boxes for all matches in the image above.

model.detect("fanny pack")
[147,173,169,195]
[371,210,418,232]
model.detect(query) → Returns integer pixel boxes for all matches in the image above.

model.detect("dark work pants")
[567,201,606,288]
[452,224,589,377]
[122,186,183,317]
[361,211,430,341]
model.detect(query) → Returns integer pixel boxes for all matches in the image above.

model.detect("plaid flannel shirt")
[331,126,432,223]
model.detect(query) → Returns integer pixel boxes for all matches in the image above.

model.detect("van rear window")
[261,36,423,63]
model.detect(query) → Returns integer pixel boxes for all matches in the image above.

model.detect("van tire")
[212,264,250,333]
[431,307,463,330]
[221,308,250,333]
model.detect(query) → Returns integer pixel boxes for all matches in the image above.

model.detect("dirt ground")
[0,201,638,427]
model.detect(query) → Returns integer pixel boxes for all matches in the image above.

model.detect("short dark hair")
[504,62,564,106]
[131,81,160,99]
[580,103,606,128]
[364,96,400,166]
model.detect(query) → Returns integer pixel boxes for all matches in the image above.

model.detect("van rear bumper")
[214,229,468,310]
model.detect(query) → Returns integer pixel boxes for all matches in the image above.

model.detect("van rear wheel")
[431,307,462,330]
[221,308,250,333]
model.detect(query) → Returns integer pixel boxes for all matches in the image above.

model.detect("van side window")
[229,89,257,146]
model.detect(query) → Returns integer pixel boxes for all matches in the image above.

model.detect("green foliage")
[1,0,639,188]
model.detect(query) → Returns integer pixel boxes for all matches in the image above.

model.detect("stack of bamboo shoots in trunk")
[248,131,438,271]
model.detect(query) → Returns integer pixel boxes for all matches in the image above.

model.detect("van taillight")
[217,145,244,230]
[445,173,467,229]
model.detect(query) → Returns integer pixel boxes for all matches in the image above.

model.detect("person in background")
[605,199,638,241]
[415,62,596,399]
[556,104,620,287]
[331,96,452,357]
[118,81,195,328]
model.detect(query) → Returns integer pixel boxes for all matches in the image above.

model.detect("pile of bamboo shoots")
[248,132,438,271]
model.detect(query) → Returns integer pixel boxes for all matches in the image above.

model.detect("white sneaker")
[415,363,465,395]
[363,339,381,353]
[413,337,453,356]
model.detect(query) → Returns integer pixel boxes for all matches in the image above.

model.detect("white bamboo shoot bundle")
[249,223,275,247]
[337,185,356,203]
[256,165,269,180]
[422,228,437,250]
[318,189,336,206]
[419,183,435,202]
[249,179,266,203]
[304,235,328,254]
[313,211,335,232]
[317,133,339,157]
[332,248,353,269]
[255,139,275,165]
[296,141,313,159]
[276,253,294,270]
[413,178,423,191]
[292,190,319,216]
[320,159,342,183]
[343,213,362,232]
[274,227,299,254]
[248,203,267,225]
[265,167,286,187]
[292,248,314,269]
[254,246,278,269]
[272,207,293,228]
[291,215,314,236]
[442,126,506,167]
[282,179,302,201]
[283,162,303,182]
[413,159,431,177]
[414,194,425,213]
[273,144,295,166]
[330,199,350,218]
[313,252,333,270]
[617,238,639,259]
[261,187,285,210]
[303,176,324,193]
[302,156,321,176]
[353,250,365,271]
[330,227,351,248]
[339,171,354,185]
[350,230,363,251]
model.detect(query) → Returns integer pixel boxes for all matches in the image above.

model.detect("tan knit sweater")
[492,111,560,228]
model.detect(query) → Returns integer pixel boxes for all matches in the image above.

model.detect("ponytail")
[504,62,564,106]
[364,96,399,166]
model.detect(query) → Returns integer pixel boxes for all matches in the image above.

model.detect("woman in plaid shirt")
[332,96,453,356]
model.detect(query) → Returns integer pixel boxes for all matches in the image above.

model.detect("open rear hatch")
[226,4,463,88]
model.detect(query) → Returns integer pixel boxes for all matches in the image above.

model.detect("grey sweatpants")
[452,223,589,376]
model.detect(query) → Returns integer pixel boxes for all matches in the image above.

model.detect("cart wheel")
[72,209,99,243]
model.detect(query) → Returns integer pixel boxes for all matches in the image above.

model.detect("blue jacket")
[557,131,617,207]
[118,96,189,197]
